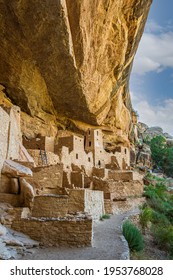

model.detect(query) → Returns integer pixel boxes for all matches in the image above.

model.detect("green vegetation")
[140,183,173,258]
[126,172,173,259]
[150,135,173,177]
[100,214,111,220]
[139,206,153,233]
[145,172,167,182]
[122,220,144,252]
[143,135,151,145]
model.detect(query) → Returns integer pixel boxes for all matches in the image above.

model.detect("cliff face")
[0,0,152,144]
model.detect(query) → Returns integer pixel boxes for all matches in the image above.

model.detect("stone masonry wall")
[27,164,63,195]
[85,189,105,220]
[7,106,22,160]
[12,216,93,247]
[0,106,22,191]
[30,189,104,221]
[0,193,21,207]
[32,195,69,218]
[0,106,10,176]
[68,189,104,220]
[71,171,84,188]
[68,189,85,213]
[107,181,144,200]
[108,170,134,181]
[28,149,60,166]
[23,136,55,152]
[93,177,143,200]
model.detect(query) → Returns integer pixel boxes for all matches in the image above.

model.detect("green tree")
[150,136,173,177]
[150,135,167,169]
[164,147,173,177]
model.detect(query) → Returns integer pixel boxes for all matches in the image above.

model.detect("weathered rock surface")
[1,160,32,178]
[0,203,39,260]
[137,122,173,142]
[0,0,152,144]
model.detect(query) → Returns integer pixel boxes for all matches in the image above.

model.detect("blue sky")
[130,0,173,135]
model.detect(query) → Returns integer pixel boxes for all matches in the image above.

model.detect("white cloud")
[131,91,173,135]
[145,20,164,33]
[132,28,173,75]
[131,20,173,135]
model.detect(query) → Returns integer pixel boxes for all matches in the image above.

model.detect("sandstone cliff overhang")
[0,0,152,132]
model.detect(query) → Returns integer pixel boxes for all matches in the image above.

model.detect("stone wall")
[0,105,22,192]
[68,189,104,220]
[0,193,21,207]
[0,175,11,193]
[27,164,63,195]
[59,145,93,174]
[108,170,134,181]
[7,106,22,160]
[0,106,9,175]
[92,168,108,179]
[12,215,93,247]
[71,171,84,188]
[108,181,144,200]
[23,136,55,153]
[104,199,113,214]
[32,195,69,218]
[84,189,105,220]
[28,149,60,166]
[93,177,143,200]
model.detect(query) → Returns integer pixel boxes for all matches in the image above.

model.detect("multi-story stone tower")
[85,129,104,167]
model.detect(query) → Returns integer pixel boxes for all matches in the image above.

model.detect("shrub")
[152,224,173,257]
[152,211,170,226]
[139,206,153,232]
[123,220,144,252]
[100,214,111,220]
[144,185,158,200]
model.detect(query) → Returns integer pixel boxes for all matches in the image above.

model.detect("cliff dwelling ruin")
[0,104,143,247]
[0,0,153,258]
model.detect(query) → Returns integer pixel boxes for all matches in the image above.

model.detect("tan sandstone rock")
[1,160,32,178]
[0,0,152,145]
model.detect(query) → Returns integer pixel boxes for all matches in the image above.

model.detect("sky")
[130,0,173,135]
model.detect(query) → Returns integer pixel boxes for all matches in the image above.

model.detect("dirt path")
[21,208,139,260]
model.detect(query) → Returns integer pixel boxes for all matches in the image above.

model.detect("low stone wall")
[93,177,143,200]
[132,171,144,181]
[31,189,104,220]
[93,177,113,193]
[12,215,93,247]
[28,149,59,166]
[104,199,113,214]
[27,164,63,195]
[108,170,134,181]
[32,195,69,218]
[109,181,144,200]
[68,189,104,220]
[92,168,108,179]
